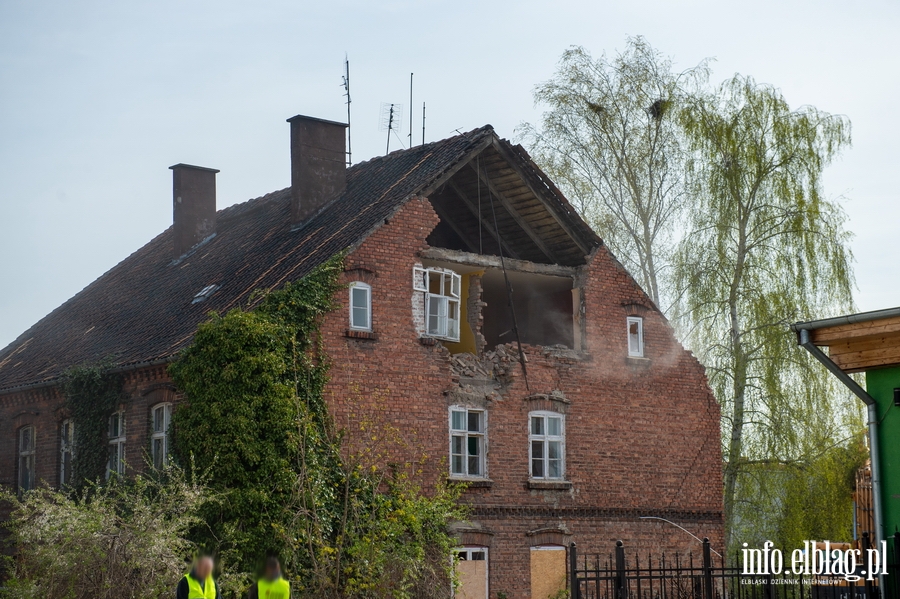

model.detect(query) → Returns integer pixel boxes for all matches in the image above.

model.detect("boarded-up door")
[456,547,488,599]
[530,546,566,599]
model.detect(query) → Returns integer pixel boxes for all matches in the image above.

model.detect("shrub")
[0,467,209,599]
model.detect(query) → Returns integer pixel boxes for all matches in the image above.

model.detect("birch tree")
[673,75,857,549]
[520,38,709,306]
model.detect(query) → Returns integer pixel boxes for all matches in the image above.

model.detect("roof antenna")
[408,73,413,149]
[422,102,426,145]
[342,55,352,166]
[380,102,403,154]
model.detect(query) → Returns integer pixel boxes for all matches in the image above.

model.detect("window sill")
[627,356,650,363]
[448,477,494,488]
[527,479,572,490]
[420,336,459,346]
[345,329,377,340]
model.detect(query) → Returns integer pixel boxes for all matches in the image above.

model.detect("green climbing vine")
[170,254,467,598]
[61,361,126,489]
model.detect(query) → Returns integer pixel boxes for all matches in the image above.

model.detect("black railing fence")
[570,534,900,599]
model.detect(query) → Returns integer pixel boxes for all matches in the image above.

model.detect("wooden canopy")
[795,310,900,373]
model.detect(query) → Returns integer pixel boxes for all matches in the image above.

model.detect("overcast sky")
[1,0,898,348]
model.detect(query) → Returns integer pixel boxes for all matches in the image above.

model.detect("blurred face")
[265,563,280,580]
[195,556,214,579]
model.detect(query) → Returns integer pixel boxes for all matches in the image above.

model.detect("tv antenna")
[408,73,414,149]
[379,102,403,154]
[342,55,352,165]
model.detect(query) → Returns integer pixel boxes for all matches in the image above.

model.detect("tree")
[520,38,709,306]
[673,74,859,550]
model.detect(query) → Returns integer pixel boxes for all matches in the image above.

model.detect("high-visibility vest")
[183,573,216,599]
[257,576,290,599]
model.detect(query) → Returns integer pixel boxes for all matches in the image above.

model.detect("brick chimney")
[287,115,347,227]
[170,163,219,257]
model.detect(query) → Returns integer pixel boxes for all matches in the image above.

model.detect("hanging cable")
[477,155,483,254]
[485,161,529,389]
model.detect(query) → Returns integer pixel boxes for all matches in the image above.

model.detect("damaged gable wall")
[319,192,723,598]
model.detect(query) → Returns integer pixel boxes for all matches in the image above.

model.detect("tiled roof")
[0,127,496,392]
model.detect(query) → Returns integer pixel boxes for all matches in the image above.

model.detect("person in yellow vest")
[247,557,290,599]
[176,555,217,599]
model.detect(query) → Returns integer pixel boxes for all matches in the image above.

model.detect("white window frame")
[627,316,644,357]
[150,403,172,469]
[455,547,489,599]
[60,419,75,487]
[449,407,486,479]
[529,411,565,480]
[348,281,372,331]
[415,266,461,342]
[18,425,36,492]
[107,411,126,479]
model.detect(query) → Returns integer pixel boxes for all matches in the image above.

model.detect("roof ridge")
[0,123,502,392]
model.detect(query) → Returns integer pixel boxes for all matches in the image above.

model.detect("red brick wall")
[0,195,722,598]
[318,199,723,598]
[0,365,178,490]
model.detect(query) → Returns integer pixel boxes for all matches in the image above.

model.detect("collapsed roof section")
[424,138,596,267]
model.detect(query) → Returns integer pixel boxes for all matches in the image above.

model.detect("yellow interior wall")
[443,271,483,355]
[530,547,566,599]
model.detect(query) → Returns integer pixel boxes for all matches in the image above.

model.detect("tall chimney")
[170,163,219,257]
[287,115,348,227]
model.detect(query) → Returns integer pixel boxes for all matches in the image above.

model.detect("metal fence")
[569,534,900,599]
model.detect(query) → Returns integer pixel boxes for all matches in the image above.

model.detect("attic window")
[192,284,219,304]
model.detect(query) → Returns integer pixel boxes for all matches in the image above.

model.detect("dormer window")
[627,316,644,357]
[414,267,461,342]
[192,284,219,304]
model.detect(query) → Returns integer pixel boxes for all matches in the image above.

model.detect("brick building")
[0,115,723,598]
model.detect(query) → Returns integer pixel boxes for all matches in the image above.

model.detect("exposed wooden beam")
[419,134,494,198]
[445,179,522,260]
[465,161,558,263]
[421,247,577,278]
[490,139,592,256]
[811,315,900,345]
[831,343,900,373]
[428,200,481,254]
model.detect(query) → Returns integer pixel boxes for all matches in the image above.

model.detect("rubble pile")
[449,344,523,384]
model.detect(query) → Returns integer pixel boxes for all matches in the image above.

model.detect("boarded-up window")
[530,546,566,599]
[456,547,488,599]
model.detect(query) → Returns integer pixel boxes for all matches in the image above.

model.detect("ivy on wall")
[169,255,467,598]
[61,361,126,489]
[169,255,346,570]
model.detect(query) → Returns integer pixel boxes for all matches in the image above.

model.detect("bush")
[0,468,210,599]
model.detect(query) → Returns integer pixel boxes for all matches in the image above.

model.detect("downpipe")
[798,329,885,592]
